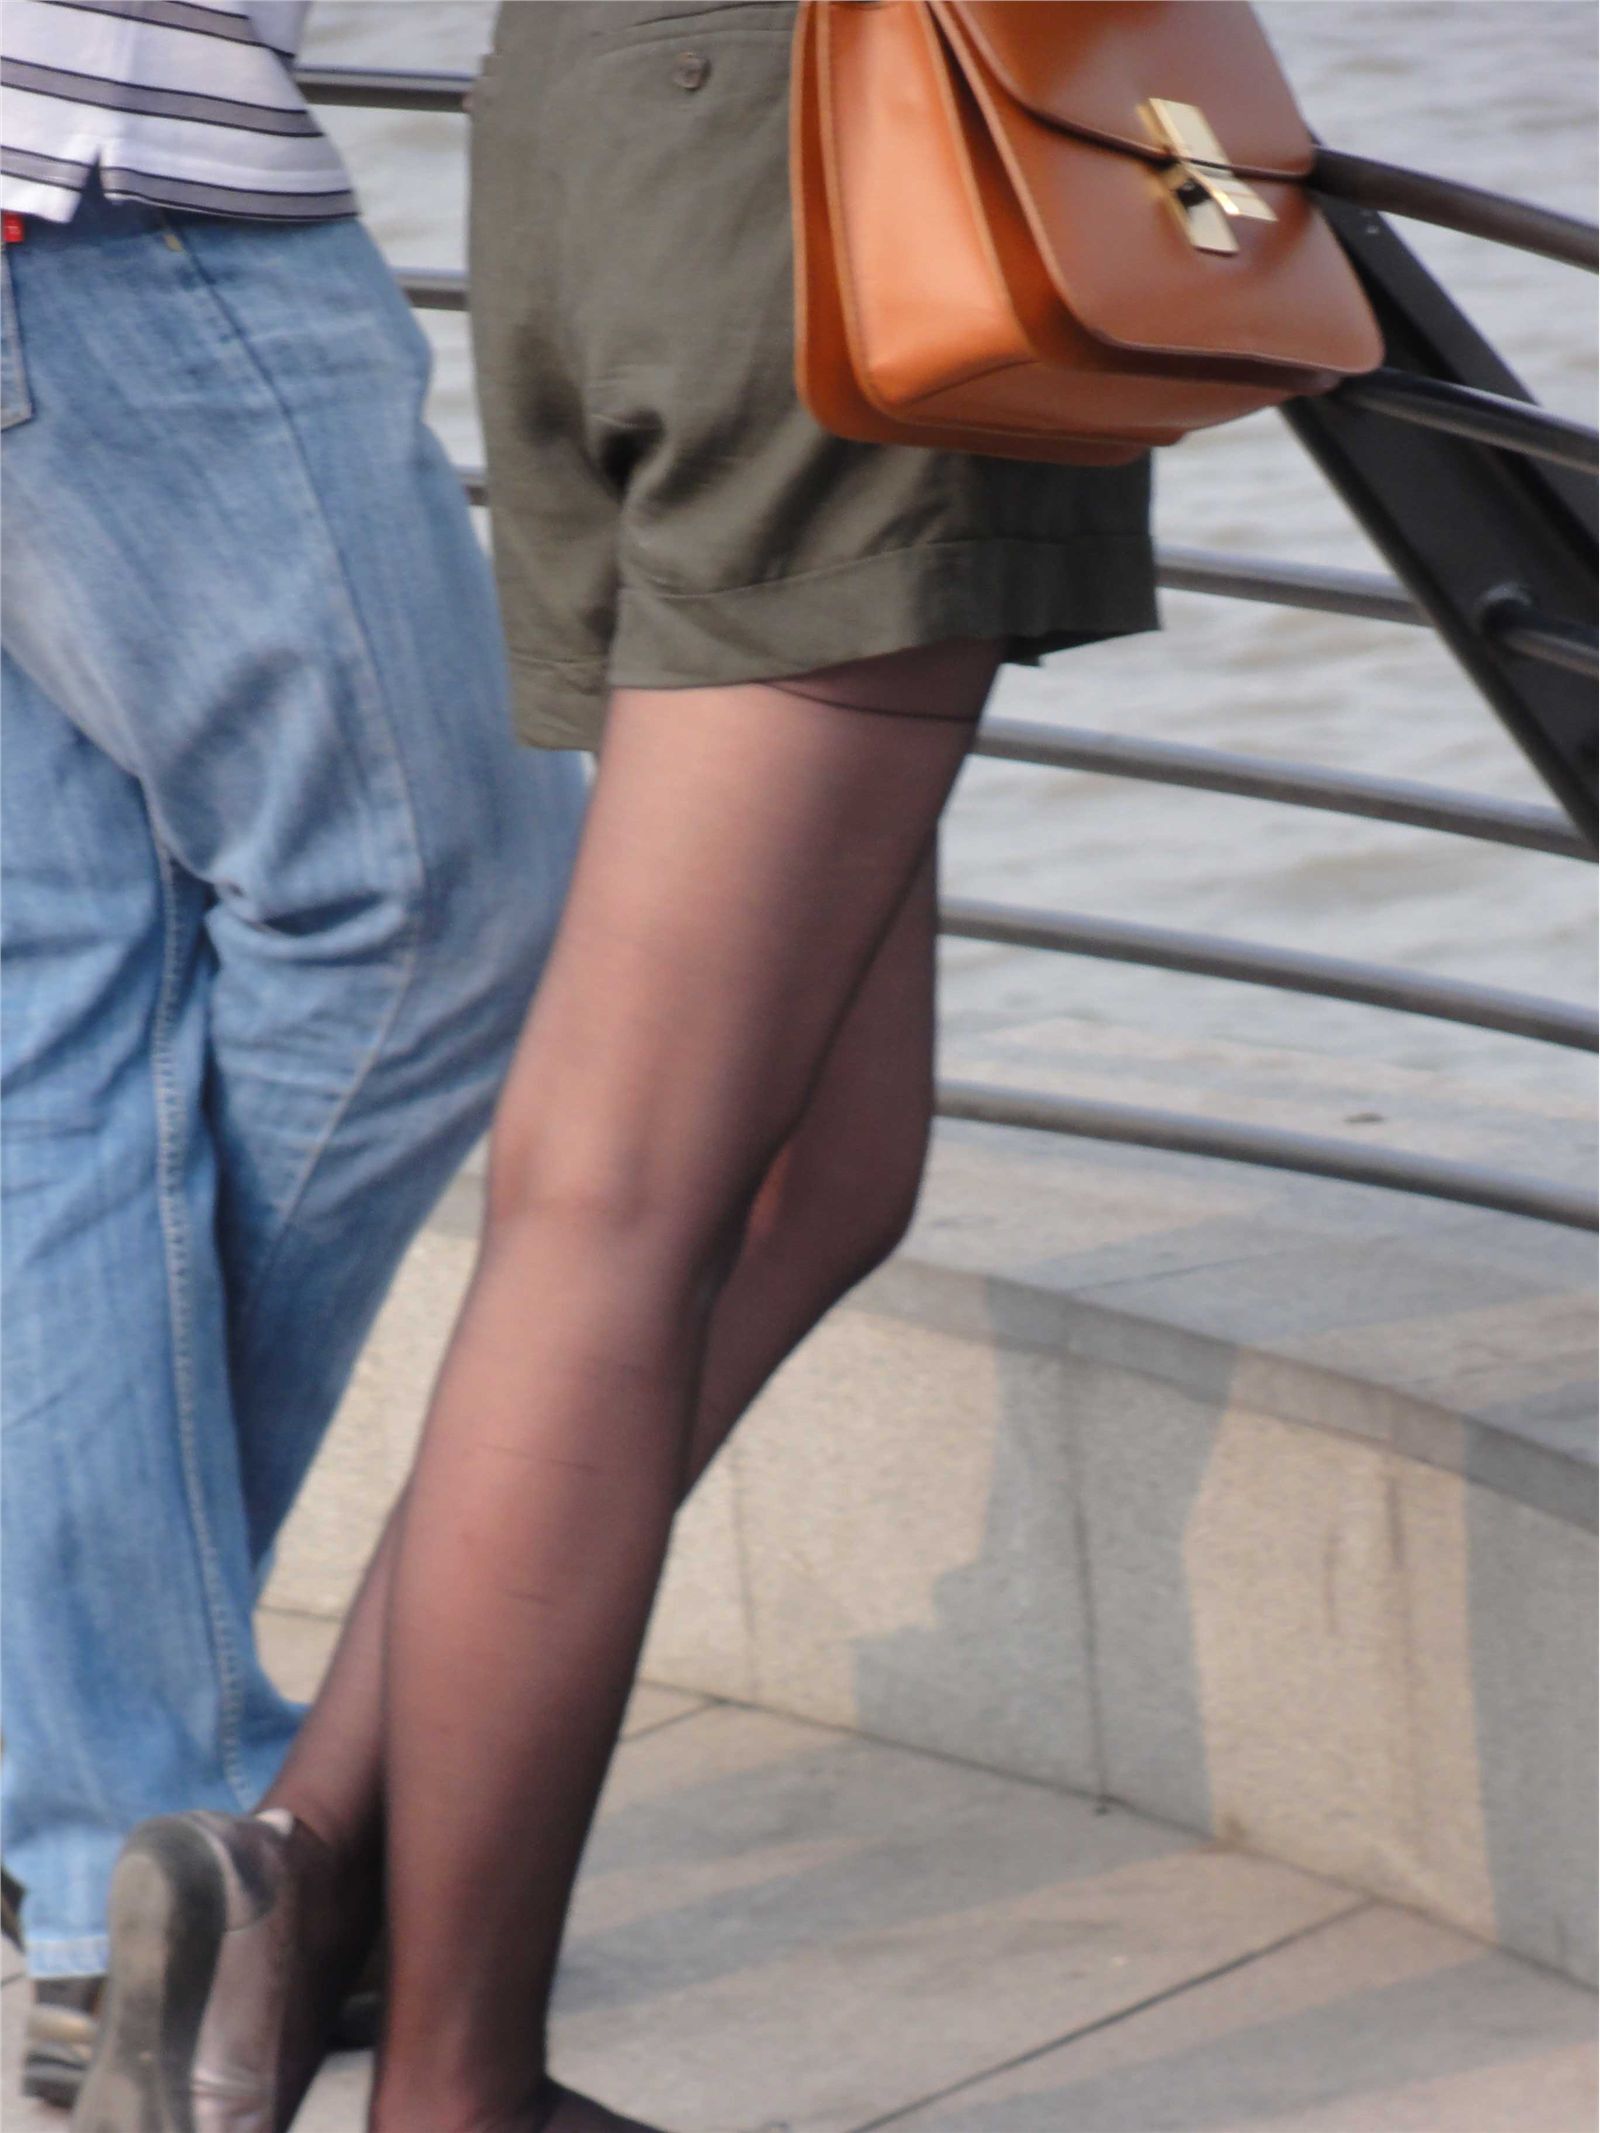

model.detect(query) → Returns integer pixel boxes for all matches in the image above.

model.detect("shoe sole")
[23,2051,90,2108]
[72,1819,229,2133]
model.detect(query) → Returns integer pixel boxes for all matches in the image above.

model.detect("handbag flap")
[944,0,1316,179]
[932,0,1382,378]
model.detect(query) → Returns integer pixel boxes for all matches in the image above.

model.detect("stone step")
[5,1607,1592,2132]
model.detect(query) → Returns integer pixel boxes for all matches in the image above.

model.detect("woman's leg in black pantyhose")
[259,852,940,2125]
[267,642,993,2133]
[260,852,939,2123]
[258,859,941,2124]
[682,842,939,1483]
[376,643,992,2133]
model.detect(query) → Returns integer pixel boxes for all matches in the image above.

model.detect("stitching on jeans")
[158,218,430,1348]
[148,832,251,1805]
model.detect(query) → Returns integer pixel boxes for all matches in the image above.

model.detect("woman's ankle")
[257,1781,375,1874]
[367,2075,553,2133]
[370,2077,664,2133]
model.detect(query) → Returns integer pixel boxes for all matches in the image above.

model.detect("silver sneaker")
[72,1809,301,2133]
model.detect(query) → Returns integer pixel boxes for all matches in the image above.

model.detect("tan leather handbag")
[792,0,1384,465]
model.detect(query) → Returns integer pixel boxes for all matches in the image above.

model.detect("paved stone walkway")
[5,1611,1594,2133]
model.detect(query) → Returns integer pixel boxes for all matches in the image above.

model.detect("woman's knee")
[840,1133,929,1277]
[750,1100,932,1292]
[484,1103,762,1291]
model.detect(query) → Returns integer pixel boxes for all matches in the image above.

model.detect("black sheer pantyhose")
[265,640,1000,2133]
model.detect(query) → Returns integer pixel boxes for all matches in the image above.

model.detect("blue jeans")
[0,189,585,1975]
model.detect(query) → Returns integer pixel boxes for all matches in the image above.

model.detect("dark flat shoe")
[3,1864,25,1949]
[22,1977,103,2109]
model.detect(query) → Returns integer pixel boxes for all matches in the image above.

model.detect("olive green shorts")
[469,0,1158,751]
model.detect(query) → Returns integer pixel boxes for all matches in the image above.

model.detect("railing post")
[1290,195,1598,848]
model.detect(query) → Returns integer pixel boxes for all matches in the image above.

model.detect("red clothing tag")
[2,216,24,245]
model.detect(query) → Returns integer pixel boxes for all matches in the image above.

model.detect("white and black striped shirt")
[1,0,355,223]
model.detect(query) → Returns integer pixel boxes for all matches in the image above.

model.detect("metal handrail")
[941,900,1597,1050]
[1165,549,1597,680]
[397,267,465,312]
[1154,544,1422,626]
[1290,205,1597,849]
[937,1084,1598,1232]
[1312,148,1600,274]
[971,720,1588,857]
[299,65,468,112]
[1335,370,1600,473]
[318,63,1596,1230]
[298,67,1600,281]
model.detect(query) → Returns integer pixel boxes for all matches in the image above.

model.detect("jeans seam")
[235,937,425,1362]
[158,219,431,1341]
[148,833,251,1807]
[1,251,34,430]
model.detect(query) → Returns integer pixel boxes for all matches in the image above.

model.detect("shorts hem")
[505,652,611,751]
[508,534,1158,750]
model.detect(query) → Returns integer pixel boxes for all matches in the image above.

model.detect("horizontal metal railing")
[396,267,466,312]
[300,65,468,111]
[294,68,1597,277]
[936,1084,1596,1233]
[307,64,1599,1232]
[971,719,1586,856]
[1152,545,1422,627]
[940,900,1597,1050]
[1311,148,1600,273]
[1335,369,1600,474]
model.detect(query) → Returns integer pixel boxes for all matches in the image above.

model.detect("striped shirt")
[1,0,355,223]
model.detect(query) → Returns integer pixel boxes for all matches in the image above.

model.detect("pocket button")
[672,51,709,90]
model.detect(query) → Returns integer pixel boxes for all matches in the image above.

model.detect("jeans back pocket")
[2,250,34,431]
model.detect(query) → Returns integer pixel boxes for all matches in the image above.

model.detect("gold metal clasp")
[1144,98,1277,256]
